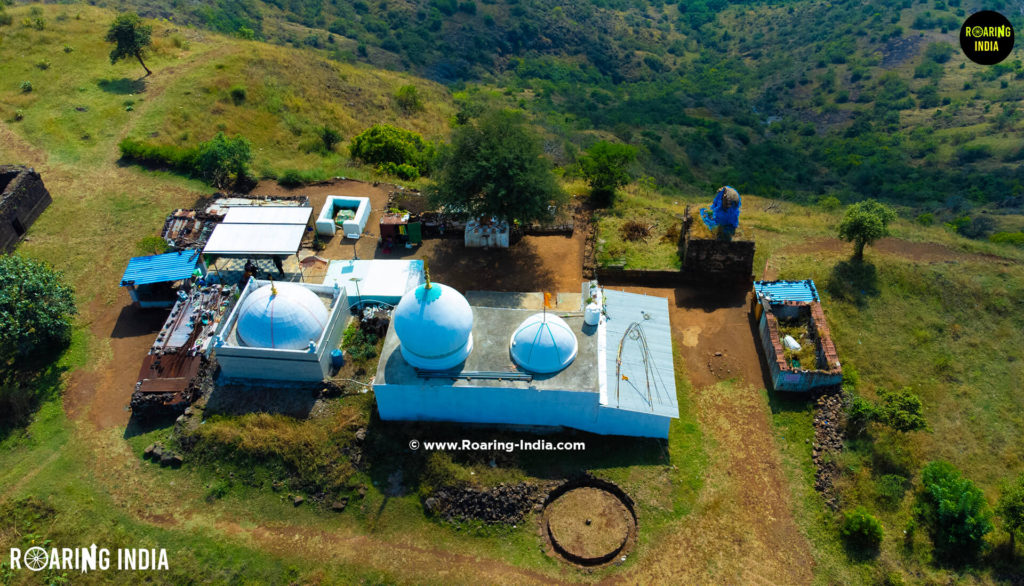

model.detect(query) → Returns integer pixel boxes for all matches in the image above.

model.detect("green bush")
[342,322,378,363]
[317,125,342,153]
[818,195,842,212]
[990,231,1024,247]
[915,461,993,561]
[377,162,419,180]
[118,138,198,172]
[229,85,247,105]
[349,124,434,176]
[19,81,32,93]
[394,84,423,113]
[278,168,306,187]
[840,506,884,552]
[915,212,934,226]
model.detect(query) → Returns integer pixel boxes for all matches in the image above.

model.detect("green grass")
[768,249,1024,582]
[595,190,684,270]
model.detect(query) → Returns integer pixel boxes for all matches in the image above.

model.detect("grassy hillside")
[0,3,453,181]
[86,0,1024,217]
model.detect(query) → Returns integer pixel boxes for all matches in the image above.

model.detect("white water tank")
[584,302,601,326]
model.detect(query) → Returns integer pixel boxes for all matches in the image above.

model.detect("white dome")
[393,283,473,370]
[236,283,328,350]
[509,312,578,374]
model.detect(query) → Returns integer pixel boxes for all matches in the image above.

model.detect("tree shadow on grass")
[825,259,879,308]
[0,364,68,444]
[97,77,147,94]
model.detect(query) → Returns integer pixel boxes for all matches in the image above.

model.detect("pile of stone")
[812,389,846,510]
[143,442,184,468]
[425,482,551,524]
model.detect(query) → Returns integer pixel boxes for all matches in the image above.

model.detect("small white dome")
[393,282,473,370]
[509,312,578,374]
[236,283,328,350]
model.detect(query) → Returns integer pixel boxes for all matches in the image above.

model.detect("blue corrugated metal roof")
[754,279,819,303]
[120,251,202,287]
[602,289,679,418]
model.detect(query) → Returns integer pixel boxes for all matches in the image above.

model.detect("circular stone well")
[544,486,636,566]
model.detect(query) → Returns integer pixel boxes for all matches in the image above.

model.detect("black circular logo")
[960,11,1014,65]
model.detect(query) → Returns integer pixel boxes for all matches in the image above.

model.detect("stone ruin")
[0,165,51,251]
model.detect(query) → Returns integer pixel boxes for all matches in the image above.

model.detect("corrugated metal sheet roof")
[602,289,679,418]
[754,279,819,303]
[222,206,312,225]
[120,251,202,287]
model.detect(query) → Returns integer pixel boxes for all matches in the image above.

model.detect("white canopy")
[222,206,312,225]
[203,223,305,256]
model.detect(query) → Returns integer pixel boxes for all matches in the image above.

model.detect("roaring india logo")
[8,544,169,573]
[960,10,1015,65]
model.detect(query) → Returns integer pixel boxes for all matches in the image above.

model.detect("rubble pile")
[425,482,551,524]
[812,389,846,510]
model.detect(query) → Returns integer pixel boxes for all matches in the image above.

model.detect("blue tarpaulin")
[700,186,741,235]
[754,279,820,303]
[120,250,202,287]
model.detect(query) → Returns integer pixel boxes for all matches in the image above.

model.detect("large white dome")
[393,282,473,370]
[509,312,578,374]
[236,283,329,350]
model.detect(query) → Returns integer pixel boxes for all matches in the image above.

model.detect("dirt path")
[607,286,814,584]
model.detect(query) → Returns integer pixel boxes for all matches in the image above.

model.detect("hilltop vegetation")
[88,0,1024,218]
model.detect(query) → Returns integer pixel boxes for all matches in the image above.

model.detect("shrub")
[840,506,884,552]
[349,124,434,176]
[377,162,419,180]
[875,388,927,432]
[193,132,252,188]
[118,138,197,172]
[35,60,49,70]
[915,212,934,226]
[63,44,73,53]
[915,461,993,561]
[990,231,1024,247]
[317,125,342,153]
[0,10,12,27]
[819,195,842,212]
[228,85,247,105]
[278,168,308,187]
[997,473,1024,553]
[394,84,423,113]
[19,81,32,93]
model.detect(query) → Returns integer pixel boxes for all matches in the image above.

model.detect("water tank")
[584,303,601,326]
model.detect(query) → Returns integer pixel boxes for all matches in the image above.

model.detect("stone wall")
[0,165,52,251]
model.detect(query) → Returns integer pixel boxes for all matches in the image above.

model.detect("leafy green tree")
[0,255,76,369]
[427,109,565,225]
[838,199,896,261]
[579,140,637,206]
[194,132,252,188]
[915,461,993,561]
[840,506,884,553]
[997,473,1024,556]
[105,13,153,76]
[349,124,434,175]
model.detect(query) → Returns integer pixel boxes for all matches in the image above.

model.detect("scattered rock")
[354,428,367,442]
[152,444,164,459]
[293,495,305,506]
[143,443,156,458]
[427,482,554,525]
[331,499,348,512]
[811,388,846,511]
